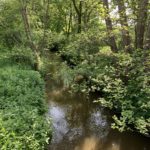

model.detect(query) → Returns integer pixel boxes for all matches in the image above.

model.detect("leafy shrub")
[101,50,149,135]
[0,46,35,69]
[47,32,66,52]
[60,48,150,136]
[9,46,35,68]
[0,67,51,149]
[60,30,105,66]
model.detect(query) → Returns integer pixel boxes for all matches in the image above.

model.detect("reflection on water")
[75,136,99,150]
[46,53,150,150]
[49,104,69,142]
[46,78,150,150]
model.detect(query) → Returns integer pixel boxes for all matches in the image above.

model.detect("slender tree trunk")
[38,0,50,50]
[102,0,118,52]
[116,0,132,53]
[83,4,88,30]
[83,3,95,31]
[72,0,82,33]
[144,17,150,49]
[78,1,82,33]
[20,0,41,70]
[67,4,73,37]
[135,0,149,49]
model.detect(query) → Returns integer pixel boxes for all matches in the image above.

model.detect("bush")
[60,48,150,136]
[0,67,51,149]
[60,30,105,67]
[0,46,35,69]
[47,32,66,52]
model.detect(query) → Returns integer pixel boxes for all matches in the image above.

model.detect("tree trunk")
[102,0,118,52]
[67,4,73,37]
[78,1,82,33]
[20,0,41,70]
[72,0,82,33]
[116,0,132,53]
[38,0,50,50]
[135,0,149,49]
[83,2,97,31]
[144,17,150,49]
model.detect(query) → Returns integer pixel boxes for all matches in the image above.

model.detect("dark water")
[46,53,150,150]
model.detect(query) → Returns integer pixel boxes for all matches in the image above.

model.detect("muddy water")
[46,53,150,150]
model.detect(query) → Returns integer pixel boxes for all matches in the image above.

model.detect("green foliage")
[0,0,22,47]
[59,47,150,135]
[47,32,66,52]
[10,47,35,67]
[0,46,35,69]
[60,30,105,66]
[0,66,51,149]
[100,50,150,135]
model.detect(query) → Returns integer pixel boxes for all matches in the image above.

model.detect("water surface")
[46,53,150,150]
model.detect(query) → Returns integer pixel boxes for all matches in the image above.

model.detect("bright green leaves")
[60,46,150,135]
[0,67,51,149]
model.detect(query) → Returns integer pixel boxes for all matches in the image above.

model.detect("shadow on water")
[46,53,150,150]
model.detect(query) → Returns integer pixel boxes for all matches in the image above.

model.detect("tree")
[102,0,118,52]
[144,16,150,49]
[20,0,50,70]
[82,0,99,30]
[72,0,83,33]
[135,0,149,49]
[115,0,132,52]
[67,3,73,36]
[0,0,22,47]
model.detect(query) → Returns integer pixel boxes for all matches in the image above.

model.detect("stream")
[46,53,150,150]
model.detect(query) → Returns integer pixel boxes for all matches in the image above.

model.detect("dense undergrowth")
[56,34,150,136]
[0,47,51,150]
